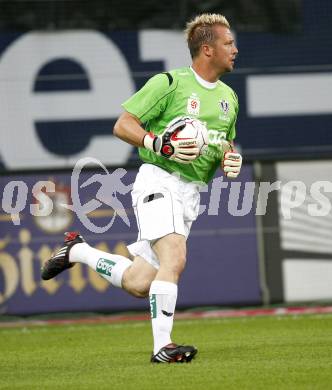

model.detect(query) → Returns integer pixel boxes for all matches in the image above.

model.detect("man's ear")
[201,44,213,58]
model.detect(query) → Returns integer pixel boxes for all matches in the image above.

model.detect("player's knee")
[171,256,186,276]
[153,234,187,277]
[122,270,151,298]
[129,287,149,298]
[163,246,187,276]
[172,240,187,267]
[123,282,150,298]
[132,279,151,298]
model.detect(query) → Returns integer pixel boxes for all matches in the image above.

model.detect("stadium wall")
[0,167,261,315]
[2,160,332,314]
[0,1,332,172]
[258,160,332,304]
[1,0,332,313]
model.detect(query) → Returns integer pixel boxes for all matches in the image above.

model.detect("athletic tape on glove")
[223,151,242,179]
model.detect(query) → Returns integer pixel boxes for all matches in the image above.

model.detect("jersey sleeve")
[122,73,175,123]
[227,91,239,141]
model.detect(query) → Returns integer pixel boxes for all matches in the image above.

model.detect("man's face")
[209,25,238,74]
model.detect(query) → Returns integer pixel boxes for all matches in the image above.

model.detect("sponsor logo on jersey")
[205,130,230,158]
[96,258,116,276]
[187,93,200,116]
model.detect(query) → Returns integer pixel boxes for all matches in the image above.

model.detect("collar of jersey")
[190,66,218,90]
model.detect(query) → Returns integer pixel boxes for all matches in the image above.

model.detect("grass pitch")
[0,314,331,390]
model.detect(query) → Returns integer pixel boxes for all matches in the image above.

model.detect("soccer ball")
[175,117,209,155]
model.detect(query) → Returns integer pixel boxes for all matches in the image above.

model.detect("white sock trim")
[110,258,132,288]
[149,280,178,295]
[69,243,132,289]
[69,242,90,263]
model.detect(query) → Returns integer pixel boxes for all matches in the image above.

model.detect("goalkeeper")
[41,13,242,363]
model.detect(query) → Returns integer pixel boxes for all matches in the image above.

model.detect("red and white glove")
[222,150,242,179]
[143,117,200,164]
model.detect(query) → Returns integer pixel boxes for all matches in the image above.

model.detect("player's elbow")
[113,112,138,139]
[113,117,123,138]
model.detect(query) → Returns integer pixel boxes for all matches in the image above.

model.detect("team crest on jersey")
[187,93,200,116]
[219,99,231,122]
[220,99,230,115]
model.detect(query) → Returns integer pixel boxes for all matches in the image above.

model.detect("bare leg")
[152,233,186,283]
[122,256,157,298]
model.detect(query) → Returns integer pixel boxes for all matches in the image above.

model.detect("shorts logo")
[96,258,116,276]
[187,93,200,116]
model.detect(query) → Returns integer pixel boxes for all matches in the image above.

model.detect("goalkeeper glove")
[222,150,242,179]
[143,117,200,164]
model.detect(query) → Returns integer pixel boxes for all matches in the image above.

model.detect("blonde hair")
[185,13,230,59]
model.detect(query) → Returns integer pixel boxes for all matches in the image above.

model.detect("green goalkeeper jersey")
[122,67,239,184]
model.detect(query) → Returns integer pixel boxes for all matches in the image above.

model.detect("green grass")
[0,314,331,389]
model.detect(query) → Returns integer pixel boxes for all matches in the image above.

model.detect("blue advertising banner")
[0,164,261,315]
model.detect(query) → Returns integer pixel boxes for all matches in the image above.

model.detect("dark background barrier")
[0,0,301,32]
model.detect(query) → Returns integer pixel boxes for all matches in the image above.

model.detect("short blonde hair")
[185,13,230,59]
